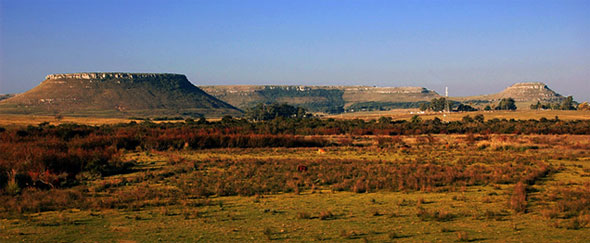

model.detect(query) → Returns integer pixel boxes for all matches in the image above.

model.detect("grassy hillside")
[200,85,439,113]
[0,73,242,118]
[452,82,567,110]
[203,82,569,112]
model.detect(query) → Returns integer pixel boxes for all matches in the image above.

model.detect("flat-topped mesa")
[1,72,242,117]
[496,82,563,102]
[45,72,185,80]
[507,82,550,90]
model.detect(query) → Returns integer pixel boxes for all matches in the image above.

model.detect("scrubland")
[1,117,589,242]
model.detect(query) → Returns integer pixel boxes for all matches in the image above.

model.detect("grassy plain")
[0,114,133,127]
[2,133,590,242]
[1,109,588,128]
[324,109,590,121]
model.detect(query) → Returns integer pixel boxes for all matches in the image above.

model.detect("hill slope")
[492,82,563,102]
[200,85,440,113]
[453,82,565,109]
[0,73,242,117]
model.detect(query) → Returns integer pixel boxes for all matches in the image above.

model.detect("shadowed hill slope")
[0,73,242,117]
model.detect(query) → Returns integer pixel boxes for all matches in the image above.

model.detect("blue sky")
[1,0,589,101]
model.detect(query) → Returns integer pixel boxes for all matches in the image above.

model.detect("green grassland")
[2,134,589,242]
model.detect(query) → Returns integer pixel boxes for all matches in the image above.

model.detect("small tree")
[560,96,576,110]
[461,115,474,123]
[474,114,484,123]
[410,115,422,124]
[456,104,477,112]
[429,98,448,112]
[419,103,429,111]
[495,98,517,110]
[378,116,392,124]
[221,115,234,123]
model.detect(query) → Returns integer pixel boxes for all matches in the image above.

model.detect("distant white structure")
[444,86,449,117]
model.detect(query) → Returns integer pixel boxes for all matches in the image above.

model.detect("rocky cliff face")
[0,73,242,117]
[45,72,183,80]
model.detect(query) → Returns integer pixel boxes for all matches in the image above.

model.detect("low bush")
[509,182,527,213]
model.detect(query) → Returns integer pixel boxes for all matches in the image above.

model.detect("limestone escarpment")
[199,85,440,112]
[45,72,184,80]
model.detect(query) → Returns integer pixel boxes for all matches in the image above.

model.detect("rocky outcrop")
[495,82,563,102]
[45,72,183,80]
[342,86,433,94]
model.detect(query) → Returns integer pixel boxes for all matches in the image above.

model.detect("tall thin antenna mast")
[444,86,449,118]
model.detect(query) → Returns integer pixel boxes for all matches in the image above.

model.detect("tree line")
[530,96,578,110]
[419,97,517,112]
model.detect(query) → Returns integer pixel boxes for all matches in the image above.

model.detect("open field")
[0,109,589,128]
[1,120,589,242]
[0,114,133,127]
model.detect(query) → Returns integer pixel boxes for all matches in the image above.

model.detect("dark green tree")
[419,103,429,111]
[456,104,477,112]
[429,97,451,112]
[474,114,485,123]
[378,116,392,124]
[495,98,517,110]
[410,115,422,124]
[461,115,474,123]
[246,103,309,121]
[560,96,576,110]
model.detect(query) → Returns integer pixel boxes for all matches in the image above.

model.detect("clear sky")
[1,0,589,101]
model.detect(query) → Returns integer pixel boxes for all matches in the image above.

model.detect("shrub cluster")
[167,155,552,197]
[168,115,590,135]
[0,123,327,194]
